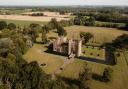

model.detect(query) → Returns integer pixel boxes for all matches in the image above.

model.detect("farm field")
[0,14,70,22]
[0,19,47,27]
[37,25,128,44]
[22,11,72,18]
[24,25,128,89]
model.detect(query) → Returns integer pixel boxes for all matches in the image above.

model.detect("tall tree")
[112,34,128,49]
[125,23,128,30]
[0,21,7,30]
[7,23,16,30]
[79,63,91,89]
[29,23,40,42]
[80,32,93,44]
[57,26,67,37]
[42,29,47,44]
[50,18,59,29]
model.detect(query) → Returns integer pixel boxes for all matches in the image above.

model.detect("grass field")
[90,52,128,89]
[0,19,47,27]
[96,21,126,27]
[82,46,105,60]
[24,25,128,89]
[0,14,70,23]
[23,44,64,74]
[64,26,128,44]
[37,25,128,44]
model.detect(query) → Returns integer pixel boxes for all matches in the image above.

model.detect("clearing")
[24,25,128,89]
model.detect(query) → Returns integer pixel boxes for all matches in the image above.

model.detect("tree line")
[0,20,91,89]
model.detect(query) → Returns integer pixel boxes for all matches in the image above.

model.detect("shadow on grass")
[56,75,80,86]
[92,73,110,83]
[92,73,103,82]
[45,49,68,57]
[77,56,107,65]
[35,41,43,44]
[48,37,57,41]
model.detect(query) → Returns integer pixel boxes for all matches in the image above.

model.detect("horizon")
[0,0,128,6]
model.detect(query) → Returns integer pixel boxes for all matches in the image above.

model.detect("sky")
[0,0,128,6]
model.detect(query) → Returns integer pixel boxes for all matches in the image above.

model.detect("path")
[52,54,75,79]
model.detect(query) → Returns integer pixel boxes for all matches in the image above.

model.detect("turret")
[77,40,82,57]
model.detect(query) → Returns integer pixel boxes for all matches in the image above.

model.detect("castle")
[53,36,82,57]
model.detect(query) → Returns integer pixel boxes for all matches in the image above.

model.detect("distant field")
[38,25,128,44]
[0,9,26,15]
[22,11,72,18]
[0,14,70,22]
[0,19,47,27]
[64,26,128,44]
[96,21,126,27]
[24,25,128,89]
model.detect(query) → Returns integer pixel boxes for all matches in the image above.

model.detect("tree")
[0,21,7,30]
[74,16,95,26]
[42,25,51,33]
[57,26,67,37]
[60,20,74,27]
[42,29,47,44]
[79,63,91,89]
[84,16,95,26]
[51,80,67,89]
[15,83,23,89]
[74,16,84,25]
[29,23,40,42]
[50,18,59,29]
[125,23,128,30]
[80,32,93,44]
[31,13,44,16]
[102,67,113,82]
[112,34,128,49]
[7,23,16,30]
[30,23,40,29]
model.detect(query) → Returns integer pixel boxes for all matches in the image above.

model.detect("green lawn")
[23,43,107,79]
[23,44,64,74]
[64,25,128,44]
[82,46,105,60]
[24,25,128,89]
[0,19,47,27]
[90,52,128,89]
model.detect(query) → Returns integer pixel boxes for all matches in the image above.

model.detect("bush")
[7,23,16,30]
[92,67,113,82]
[102,67,113,82]
[90,53,93,55]
[31,13,44,16]
[116,53,120,57]
[0,21,7,30]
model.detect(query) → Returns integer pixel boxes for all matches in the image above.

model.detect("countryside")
[0,1,128,89]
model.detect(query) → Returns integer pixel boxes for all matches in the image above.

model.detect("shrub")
[7,23,16,30]
[97,54,100,56]
[102,67,113,82]
[90,53,93,55]
[92,67,113,83]
[0,21,7,30]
